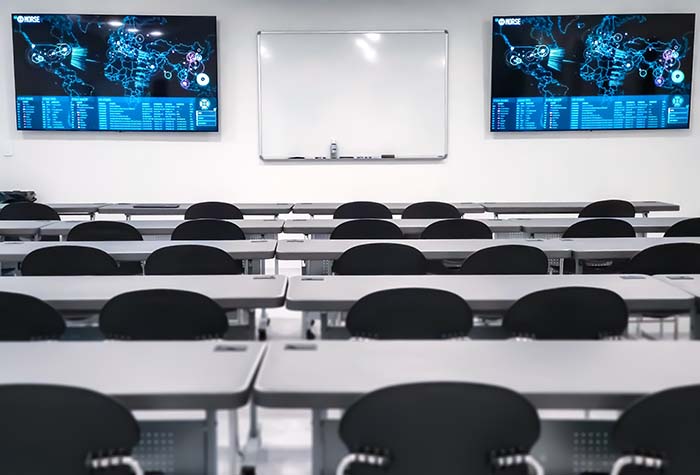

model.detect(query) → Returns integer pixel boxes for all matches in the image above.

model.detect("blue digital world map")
[12,14,218,131]
[491,14,695,131]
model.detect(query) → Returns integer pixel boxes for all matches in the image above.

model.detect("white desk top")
[47,204,107,215]
[655,275,700,298]
[99,203,293,216]
[283,219,520,235]
[40,220,284,237]
[0,275,287,311]
[568,237,700,260]
[518,217,688,234]
[0,341,265,409]
[276,238,570,261]
[286,274,693,314]
[0,240,277,263]
[255,341,700,409]
[481,201,680,214]
[0,221,50,237]
[292,202,485,215]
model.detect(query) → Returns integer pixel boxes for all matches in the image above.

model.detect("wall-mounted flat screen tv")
[491,14,695,132]
[12,14,218,132]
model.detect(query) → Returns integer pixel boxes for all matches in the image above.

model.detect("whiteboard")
[257,31,448,161]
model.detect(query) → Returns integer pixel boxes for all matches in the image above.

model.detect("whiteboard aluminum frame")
[257,30,449,162]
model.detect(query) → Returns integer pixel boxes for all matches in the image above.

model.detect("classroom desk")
[277,239,570,275]
[0,221,50,239]
[481,201,680,218]
[41,219,284,239]
[655,275,700,338]
[48,203,106,219]
[0,240,277,265]
[0,341,264,475]
[518,217,688,235]
[0,274,287,312]
[255,340,700,475]
[292,202,485,215]
[283,218,521,236]
[568,237,700,270]
[286,274,693,315]
[99,203,294,218]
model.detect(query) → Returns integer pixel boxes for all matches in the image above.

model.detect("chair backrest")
[332,243,427,275]
[67,221,143,241]
[144,244,244,275]
[578,199,636,218]
[0,292,65,341]
[420,219,493,240]
[171,219,246,241]
[346,288,473,339]
[21,246,120,276]
[401,201,461,219]
[502,287,628,340]
[0,202,60,221]
[459,245,549,275]
[330,220,403,240]
[626,243,700,275]
[562,218,636,239]
[339,382,540,475]
[333,201,393,219]
[612,384,700,475]
[185,201,244,220]
[664,218,700,237]
[0,384,140,474]
[99,289,228,340]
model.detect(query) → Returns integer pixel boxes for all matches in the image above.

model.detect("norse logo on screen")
[15,15,41,24]
[496,18,522,26]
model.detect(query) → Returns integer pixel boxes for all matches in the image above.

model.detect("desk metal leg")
[206,410,218,475]
[125,214,132,221]
[241,405,264,474]
[575,258,582,274]
[90,212,96,221]
[312,409,324,475]
[559,258,564,275]
[229,410,241,475]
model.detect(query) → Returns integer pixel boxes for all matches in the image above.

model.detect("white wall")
[0,0,697,212]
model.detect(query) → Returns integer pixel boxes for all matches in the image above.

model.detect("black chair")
[185,201,243,220]
[664,218,700,237]
[0,292,65,341]
[0,202,60,221]
[21,246,120,276]
[459,245,549,275]
[420,219,493,240]
[579,200,636,218]
[610,384,700,475]
[333,201,393,219]
[562,219,636,239]
[100,289,228,340]
[67,221,144,275]
[332,243,427,275]
[626,243,700,275]
[337,382,542,475]
[346,288,473,339]
[502,287,628,340]
[0,384,146,474]
[561,219,636,274]
[330,220,403,240]
[144,244,244,275]
[401,201,461,219]
[171,219,246,241]
[67,221,143,241]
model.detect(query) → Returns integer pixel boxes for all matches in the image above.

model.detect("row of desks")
[1,237,700,266]
[2,338,697,414]
[0,273,697,320]
[0,216,692,239]
[1,237,700,268]
[33,201,680,218]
